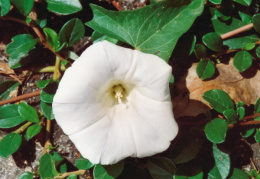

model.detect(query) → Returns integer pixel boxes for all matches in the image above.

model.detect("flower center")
[113,84,124,104]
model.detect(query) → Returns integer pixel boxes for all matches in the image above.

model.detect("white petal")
[53,42,113,103]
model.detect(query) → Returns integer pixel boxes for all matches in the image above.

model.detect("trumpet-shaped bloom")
[53,41,178,165]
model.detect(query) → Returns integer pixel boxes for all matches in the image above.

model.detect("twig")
[250,157,258,171]
[0,90,41,106]
[241,113,260,121]
[36,66,56,73]
[13,122,32,134]
[43,119,52,154]
[221,23,254,40]
[54,170,86,179]
[228,120,260,128]
[112,1,123,11]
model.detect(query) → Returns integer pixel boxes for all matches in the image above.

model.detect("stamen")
[114,85,124,103]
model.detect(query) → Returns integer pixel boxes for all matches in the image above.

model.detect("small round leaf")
[233,51,252,72]
[194,44,207,59]
[253,14,260,33]
[18,172,34,179]
[75,158,94,170]
[93,160,124,179]
[196,59,215,80]
[204,118,228,143]
[202,32,223,52]
[0,0,11,16]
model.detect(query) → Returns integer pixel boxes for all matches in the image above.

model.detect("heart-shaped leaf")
[86,0,204,62]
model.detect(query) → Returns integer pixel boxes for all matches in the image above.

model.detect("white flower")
[53,41,178,165]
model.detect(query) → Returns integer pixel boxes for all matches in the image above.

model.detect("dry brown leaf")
[0,63,15,75]
[172,59,260,118]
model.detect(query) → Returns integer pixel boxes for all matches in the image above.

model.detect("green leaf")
[202,32,223,52]
[0,104,25,128]
[245,43,255,50]
[171,128,203,164]
[0,0,10,16]
[203,89,234,113]
[40,81,58,103]
[233,51,252,72]
[223,109,238,124]
[25,124,41,140]
[208,165,222,179]
[58,18,85,47]
[75,157,94,170]
[253,14,260,33]
[256,46,260,58]
[10,0,33,15]
[209,0,222,4]
[239,10,251,24]
[0,133,22,158]
[233,0,252,6]
[172,34,196,58]
[40,101,55,120]
[255,129,260,142]
[93,160,124,179]
[18,102,39,123]
[224,35,259,50]
[60,163,67,174]
[194,44,207,59]
[39,153,59,179]
[92,31,119,44]
[236,107,245,120]
[86,0,204,62]
[37,79,51,88]
[18,172,34,179]
[255,98,260,113]
[215,10,231,21]
[6,34,37,69]
[0,80,19,100]
[66,174,77,179]
[43,28,60,52]
[236,101,245,108]
[212,144,231,179]
[204,118,228,143]
[241,128,255,138]
[46,0,82,15]
[52,151,63,162]
[174,160,203,179]
[228,168,250,179]
[147,157,176,179]
[196,59,215,80]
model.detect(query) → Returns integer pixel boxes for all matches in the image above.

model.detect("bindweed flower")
[53,41,178,165]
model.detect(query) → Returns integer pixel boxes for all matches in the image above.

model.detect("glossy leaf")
[40,101,55,120]
[255,98,260,113]
[0,133,22,158]
[215,10,231,21]
[11,0,33,15]
[0,104,25,128]
[86,0,204,62]
[210,0,222,4]
[6,34,37,69]
[0,0,10,16]
[18,172,34,179]
[233,51,252,72]
[25,124,41,140]
[202,32,223,52]
[174,160,203,179]
[208,165,222,179]
[241,128,255,138]
[236,107,245,120]
[204,118,228,143]
[236,101,245,108]
[43,28,60,52]
[196,59,215,80]
[147,157,176,179]
[52,151,63,162]
[233,0,252,6]
[40,81,58,103]
[239,11,251,24]
[223,35,259,50]
[66,174,77,179]
[223,109,238,124]
[229,168,250,179]
[194,44,207,59]
[18,102,39,123]
[60,163,67,174]
[93,160,124,179]
[75,157,94,170]
[0,80,19,100]
[255,129,260,142]
[37,79,51,88]
[39,153,59,179]
[171,128,203,164]
[203,89,234,113]
[245,43,255,50]
[213,144,231,179]
[58,18,85,47]
[46,0,82,15]
[253,14,260,33]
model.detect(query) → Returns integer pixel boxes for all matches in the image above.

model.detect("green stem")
[37,66,55,73]
[13,122,32,134]
[54,170,86,179]
[53,57,61,81]
[43,119,52,154]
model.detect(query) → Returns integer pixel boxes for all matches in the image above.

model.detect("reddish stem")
[221,23,254,40]
[112,1,123,11]
[0,90,41,106]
